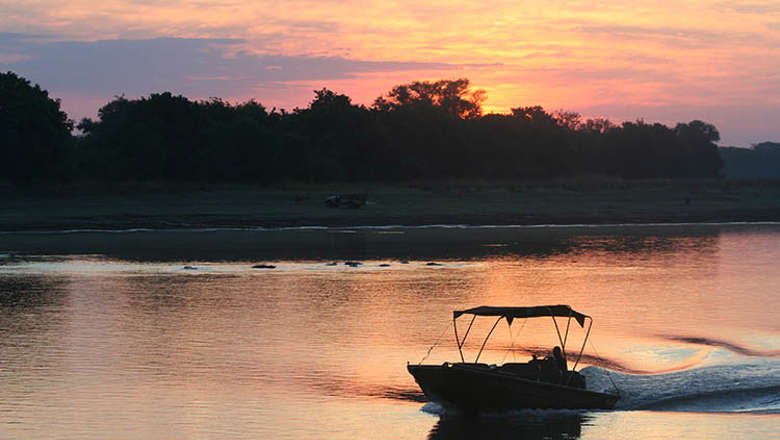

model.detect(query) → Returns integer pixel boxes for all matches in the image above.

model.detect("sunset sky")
[1,0,778,146]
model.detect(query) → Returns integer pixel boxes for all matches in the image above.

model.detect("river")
[1,223,778,439]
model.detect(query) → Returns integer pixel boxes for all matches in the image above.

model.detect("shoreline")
[0,220,780,236]
[4,211,780,234]
[4,181,780,233]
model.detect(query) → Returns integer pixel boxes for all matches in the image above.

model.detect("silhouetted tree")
[553,110,582,131]
[1,71,73,183]
[674,120,723,177]
[510,106,556,125]
[287,88,376,181]
[77,93,284,182]
[580,118,614,134]
[373,78,485,119]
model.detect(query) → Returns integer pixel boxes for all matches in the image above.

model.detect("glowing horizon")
[1,0,778,145]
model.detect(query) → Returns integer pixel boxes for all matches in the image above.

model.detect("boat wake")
[658,335,780,358]
[582,360,780,413]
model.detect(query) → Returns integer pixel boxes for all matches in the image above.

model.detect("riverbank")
[3,180,780,232]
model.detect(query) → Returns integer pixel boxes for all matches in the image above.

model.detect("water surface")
[1,224,778,439]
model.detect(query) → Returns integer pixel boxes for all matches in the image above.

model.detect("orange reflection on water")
[1,225,779,438]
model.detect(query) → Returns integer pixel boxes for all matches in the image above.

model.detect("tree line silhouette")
[2,71,736,185]
[719,142,780,179]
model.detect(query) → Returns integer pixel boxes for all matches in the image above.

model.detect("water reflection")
[0,225,778,439]
[0,275,67,354]
[428,411,589,440]
[0,274,72,411]
[0,274,66,310]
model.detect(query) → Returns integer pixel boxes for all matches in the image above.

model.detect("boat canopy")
[453,305,588,327]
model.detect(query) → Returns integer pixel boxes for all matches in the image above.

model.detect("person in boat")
[530,347,566,369]
[526,346,567,383]
[526,347,566,380]
[549,346,585,386]
[552,346,567,372]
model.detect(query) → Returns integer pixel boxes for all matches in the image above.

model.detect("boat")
[407,305,620,411]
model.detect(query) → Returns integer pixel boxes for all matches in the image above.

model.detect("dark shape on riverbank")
[426,262,443,266]
[325,194,367,209]
[252,264,276,269]
[345,261,362,267]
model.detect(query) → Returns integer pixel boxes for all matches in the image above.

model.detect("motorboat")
[407,305,619,411]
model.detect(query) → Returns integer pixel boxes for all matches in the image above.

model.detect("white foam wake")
[582,359,780,413]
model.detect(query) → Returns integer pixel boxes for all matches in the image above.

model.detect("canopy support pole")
[458,315,476,352]
[474,316,502,364]
[551,315,565,350]
[562,310,573,364]
[453,315,465,363]
[454,314,476,363]
[567,317,592,385]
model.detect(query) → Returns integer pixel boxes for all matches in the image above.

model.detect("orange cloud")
[1,0,778,145]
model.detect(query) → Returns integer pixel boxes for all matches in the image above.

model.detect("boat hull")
[408,363,618,411]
